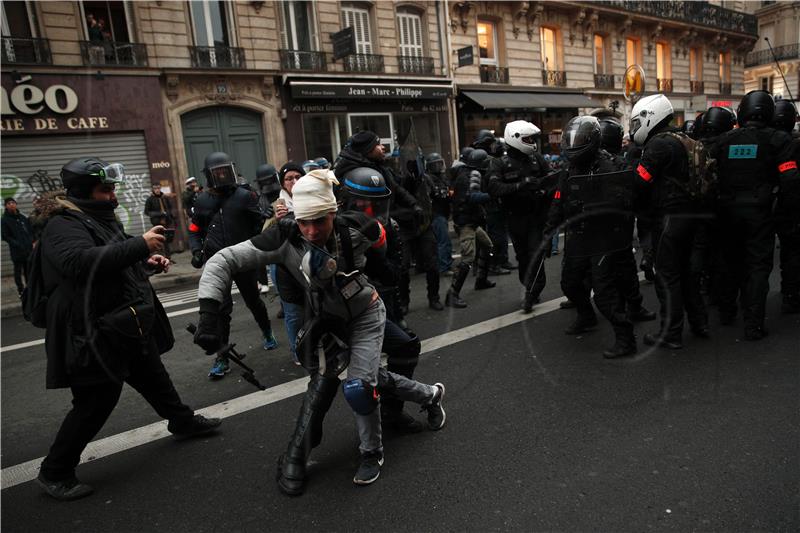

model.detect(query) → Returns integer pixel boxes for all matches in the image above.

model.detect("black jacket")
[333,147,419,228]
[451,165,490,227]
[144,193,174,226]
[2,210,33,262]
[38,196,171,389]
[429,170,451,219]
[635,128,697,213]
[189,186,265,261]
[486,146,552,217]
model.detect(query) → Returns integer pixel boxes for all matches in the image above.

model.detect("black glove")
[191,250,204,269]
[194,299,222,354]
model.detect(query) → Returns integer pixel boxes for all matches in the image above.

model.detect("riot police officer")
[253,163,281,218]
[473,130,513,274]
[447,149,496,308]
[425,152,454,275]
[771,99,800,314]
[189,152,277,378]
[713,91,800,338]
[632,94,709,349]
[487,120,554,312]
[545,116,638,358]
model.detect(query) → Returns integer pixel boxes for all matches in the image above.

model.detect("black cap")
[279,162,305,186]
[349,130,381,156]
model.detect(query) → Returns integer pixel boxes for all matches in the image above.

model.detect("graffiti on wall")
[1,169,150,234]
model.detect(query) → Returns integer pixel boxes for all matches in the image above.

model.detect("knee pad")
[342,378,379,415]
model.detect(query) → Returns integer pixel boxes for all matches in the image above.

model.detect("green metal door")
[181,106,266,186]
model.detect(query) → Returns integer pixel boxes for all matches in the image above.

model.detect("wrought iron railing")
[342,53,384,73]
[594,73,615,89]
[79,41,148,66]
[657,78,673,92]
[397,55,435,75]
[542,70,567,87]
[1,37,51,64]
[188,45,245,68]
[690,80,705,94]
[479,65,509,84]
[719,82,732,95]
[279,49,326,71]
[589,1,757,35]
[745,44,799,67]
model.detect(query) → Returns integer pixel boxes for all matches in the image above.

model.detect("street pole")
[764,37,797,108]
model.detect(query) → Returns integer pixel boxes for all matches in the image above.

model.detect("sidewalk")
[1,250,202,319]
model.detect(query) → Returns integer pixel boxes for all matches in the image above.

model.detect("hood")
[31,190,83,222]
[333,147,380,178]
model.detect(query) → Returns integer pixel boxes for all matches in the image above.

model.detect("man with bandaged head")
[193,170,447,493]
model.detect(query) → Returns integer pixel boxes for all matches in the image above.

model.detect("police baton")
[186,323,266,391]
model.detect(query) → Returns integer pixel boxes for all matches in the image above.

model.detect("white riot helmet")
[504,120,541,155]
[630,94,674,146]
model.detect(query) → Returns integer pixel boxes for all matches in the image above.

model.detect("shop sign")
[292,84,451,100]
[1,81,109,132]
[708,100,733,108]
[457,46,474,67]
[332,27,356,60]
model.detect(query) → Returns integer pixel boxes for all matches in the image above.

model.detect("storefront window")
[393,113,440,156]
[303,114,347,163]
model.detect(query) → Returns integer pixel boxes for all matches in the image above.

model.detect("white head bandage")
[292,169,339,220]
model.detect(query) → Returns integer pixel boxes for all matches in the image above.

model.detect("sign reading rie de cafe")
[291,82,452,100]
[1,80,110,133]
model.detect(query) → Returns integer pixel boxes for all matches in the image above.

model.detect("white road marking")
[1,294,568,490]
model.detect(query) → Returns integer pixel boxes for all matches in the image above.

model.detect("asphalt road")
[1,251,798,532]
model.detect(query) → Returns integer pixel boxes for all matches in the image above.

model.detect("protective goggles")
[207,163,237,188]
[89,162,125,184]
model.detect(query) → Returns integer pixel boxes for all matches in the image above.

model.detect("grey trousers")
[347,298,437,454]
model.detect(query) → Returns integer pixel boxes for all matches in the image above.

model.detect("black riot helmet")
[459,146,475,162]
[561,116,601,166]
[598,118,624,154]
[472,129,496,151]
[737,90,775,128]
[682,120,697,139]
[61,156,125,198]
[202,151,237,189]
[772,99,799,132]
[255,163,281,202]
[694,112,705,138]
[424,152,446,175]
[340,166,392,223]
[702,106,737,137]
[466,148,490,170]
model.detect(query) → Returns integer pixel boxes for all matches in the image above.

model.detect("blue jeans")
[551,233,559,254]
[431,214,453,273]
[270,264,304,362]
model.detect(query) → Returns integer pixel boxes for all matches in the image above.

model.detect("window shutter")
[397,12,423,57]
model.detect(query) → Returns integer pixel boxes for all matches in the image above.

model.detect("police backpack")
[655,132,718,201]
[21,242,49,328]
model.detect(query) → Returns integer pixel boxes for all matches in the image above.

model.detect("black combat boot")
[445,264,470,308]
[564,314,598,335]
[603,332,637,359]
[628,305,657,322]
[522,291,540,313]
[474,246,496,290]
[427,270,444,310]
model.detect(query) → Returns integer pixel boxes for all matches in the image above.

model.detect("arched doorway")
[181,106,266,184]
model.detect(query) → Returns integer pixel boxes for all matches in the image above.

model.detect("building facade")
[744,1,800,103]
[0,0,758,271]
[447,0,758,151]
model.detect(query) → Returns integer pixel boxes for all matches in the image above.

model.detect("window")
[540,26,558,70]
[341,5,372,54]
[397,10,423,58]
[190,1,233,47]
[626,37,642,68]
[1,1,34,38]
[593,34,610,74]
[656,42,671,79]
[760,76,773,92]
[719,50,731,82]
[690,47,702,81]
[81,1,131,43]
[477,19,497,65]
[281,1,317,51]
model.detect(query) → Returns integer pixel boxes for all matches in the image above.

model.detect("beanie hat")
[292,170,339,221]
[349,130,380,156]
[279,161,306,187]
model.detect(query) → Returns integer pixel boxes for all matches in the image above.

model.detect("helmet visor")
[90,162,125,184]
[520,134,538,148]
[426,159,445,174]
[629,117,642,138]
[347,197,390,224]
[207,163,237,188]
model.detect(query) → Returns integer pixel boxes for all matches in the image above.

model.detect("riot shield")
[564,169,636,258]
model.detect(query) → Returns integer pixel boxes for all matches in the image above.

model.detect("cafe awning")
[463,91,600,109]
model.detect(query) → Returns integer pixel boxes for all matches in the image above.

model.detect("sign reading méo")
[1,83,79,115]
